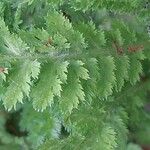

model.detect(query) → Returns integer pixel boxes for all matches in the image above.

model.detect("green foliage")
[97,56,116,99]
[114,55,129,91]
[127,143,142,150]
[3,59,40,110]
[20,103,60,148]
[0,0,150,149]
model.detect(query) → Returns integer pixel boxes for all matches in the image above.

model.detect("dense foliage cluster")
[0,0,150,149]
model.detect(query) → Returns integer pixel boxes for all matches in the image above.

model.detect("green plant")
[0,0,150,149]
